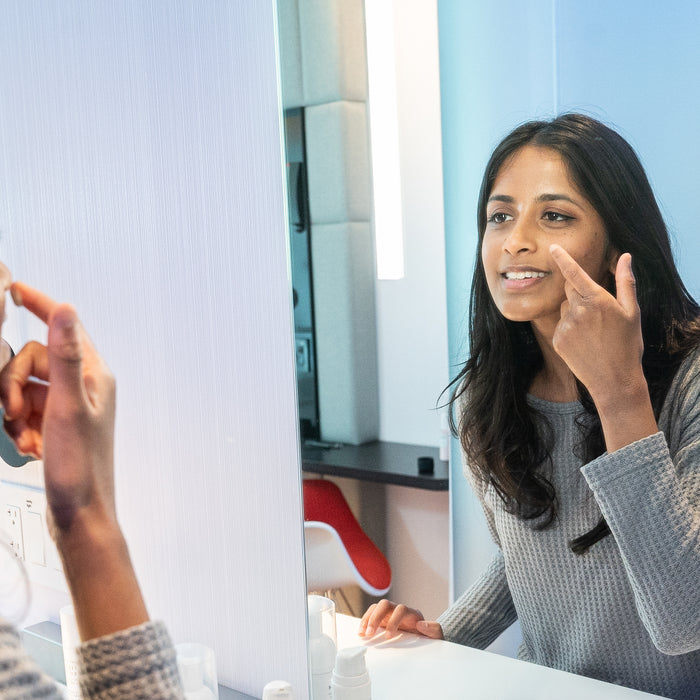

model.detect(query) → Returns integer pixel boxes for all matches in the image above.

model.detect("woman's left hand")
[550,244,645,405]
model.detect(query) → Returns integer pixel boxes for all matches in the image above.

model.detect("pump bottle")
[308,605,336,699]
[331,646,371,700]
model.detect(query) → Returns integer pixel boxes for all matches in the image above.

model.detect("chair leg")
[336,588,356,617]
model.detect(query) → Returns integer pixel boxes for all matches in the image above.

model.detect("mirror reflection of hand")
[358,599,443,640]
[549,244,644,403]
[0,262,13,368]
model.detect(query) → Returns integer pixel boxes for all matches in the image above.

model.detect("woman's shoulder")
[659,344,700,432]
[670,344,700,393]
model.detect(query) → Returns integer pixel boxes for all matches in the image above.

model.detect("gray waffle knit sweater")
[0,619,184,699]
[438,350,700,700]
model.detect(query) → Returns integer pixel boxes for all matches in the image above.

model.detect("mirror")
[280,0,700,663]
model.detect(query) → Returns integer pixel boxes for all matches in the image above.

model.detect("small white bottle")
[178,654,215,700]
[331,647,371,700]
[308,605,336,699]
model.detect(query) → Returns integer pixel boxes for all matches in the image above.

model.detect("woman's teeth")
[504,271,546,280]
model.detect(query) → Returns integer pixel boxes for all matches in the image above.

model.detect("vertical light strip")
[551,0,559,112]
[365,0,405,280]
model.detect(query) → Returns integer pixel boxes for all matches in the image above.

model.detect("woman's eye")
[488,212,512,224]
[543,211,573,223]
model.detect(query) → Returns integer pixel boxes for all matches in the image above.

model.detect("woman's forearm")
[56,512,149,641]
[594,375,659,453]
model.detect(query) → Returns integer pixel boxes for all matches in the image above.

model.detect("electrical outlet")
[0,481,67,592]
[3,503,24,560]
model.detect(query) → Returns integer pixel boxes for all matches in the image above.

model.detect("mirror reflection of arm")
[580,348,700,655]
[438,450,517,648]
[438,548,516,648]
[359,599,443,640]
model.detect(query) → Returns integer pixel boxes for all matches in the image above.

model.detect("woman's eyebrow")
[487,192,585,208]
[537,193,583,208]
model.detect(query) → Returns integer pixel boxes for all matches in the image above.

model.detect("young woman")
[359,114,700,699]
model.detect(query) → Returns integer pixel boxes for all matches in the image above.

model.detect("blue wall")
[556,0,700,291]
[439,0,700,627]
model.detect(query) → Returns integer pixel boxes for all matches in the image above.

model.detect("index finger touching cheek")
[549,244,596,296]
[11,282,59,324]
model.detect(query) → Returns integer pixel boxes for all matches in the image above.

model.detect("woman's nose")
[503,219,536,255]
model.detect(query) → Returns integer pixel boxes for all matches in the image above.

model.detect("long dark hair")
[449,113,700,553]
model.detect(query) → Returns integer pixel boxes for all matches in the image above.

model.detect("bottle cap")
[333,646,367,678]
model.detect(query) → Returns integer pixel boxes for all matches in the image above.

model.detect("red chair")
[302,479,391,610]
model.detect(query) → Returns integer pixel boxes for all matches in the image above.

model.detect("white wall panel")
[0,2,309,696]
[375,0,449,447]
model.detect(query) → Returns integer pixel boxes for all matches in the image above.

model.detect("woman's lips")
[500,269,550,289]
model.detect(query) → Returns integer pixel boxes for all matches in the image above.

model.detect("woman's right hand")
[0,282,149,641]
[0,282,117,534]
[358,599,444,640]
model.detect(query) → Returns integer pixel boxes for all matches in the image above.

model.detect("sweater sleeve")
[437,456,518,648]
[581,356,700,655]
[0,618,64,698]
[437,548,517,648]
[77,620,185,699]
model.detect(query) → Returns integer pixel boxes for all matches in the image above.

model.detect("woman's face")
[481,145,617,334]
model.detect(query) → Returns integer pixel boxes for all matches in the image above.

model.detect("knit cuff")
[580,431,666,492]
[77,620,183,699]
[437,551,517,649]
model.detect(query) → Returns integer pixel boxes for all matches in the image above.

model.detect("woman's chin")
[497,304,562,327]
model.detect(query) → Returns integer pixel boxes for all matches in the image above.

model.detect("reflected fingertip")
[10,284,23,307]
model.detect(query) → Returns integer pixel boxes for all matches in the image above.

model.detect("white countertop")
[336,614,670,700]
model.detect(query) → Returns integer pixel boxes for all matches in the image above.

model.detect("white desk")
[336,614,670,700]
